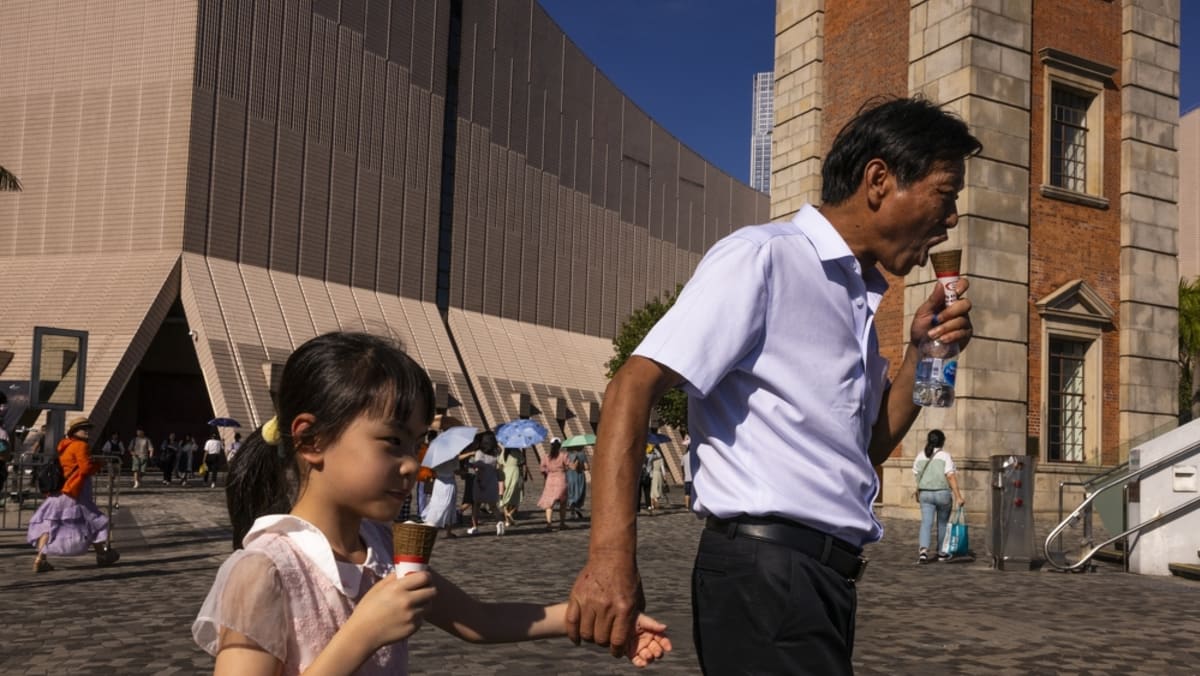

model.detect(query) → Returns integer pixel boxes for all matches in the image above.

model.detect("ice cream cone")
[392,521,438,576]
[930,249,961,303]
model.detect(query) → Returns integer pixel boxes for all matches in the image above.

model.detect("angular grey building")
[0,0,768,458]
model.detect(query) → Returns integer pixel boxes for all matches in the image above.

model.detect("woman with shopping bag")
[911,429,966,564]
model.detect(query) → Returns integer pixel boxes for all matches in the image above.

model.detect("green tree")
[606,285,687,432]
[0,165,22,192]
[1180,277,1200,421]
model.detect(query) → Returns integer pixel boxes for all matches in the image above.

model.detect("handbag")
[198,460,208,477]
[941,506,969,557]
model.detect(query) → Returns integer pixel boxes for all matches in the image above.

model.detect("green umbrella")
[560,433,597,448]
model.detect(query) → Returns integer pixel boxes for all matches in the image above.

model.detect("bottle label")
[942,358,957,386]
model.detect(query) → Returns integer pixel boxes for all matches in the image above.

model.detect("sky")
[540,0,1199,187]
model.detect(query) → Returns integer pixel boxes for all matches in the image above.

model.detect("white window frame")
[1035,280,1115,466]
[1039,48,1115,209]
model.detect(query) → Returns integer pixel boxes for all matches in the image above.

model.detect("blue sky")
[540,0,1199,186]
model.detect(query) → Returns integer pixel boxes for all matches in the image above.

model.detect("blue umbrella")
[647,431,671,445]
[423,426,478,471]
[208,417,241,428]
[495,419,548,448]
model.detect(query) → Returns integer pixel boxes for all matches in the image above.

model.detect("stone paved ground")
[3,482,1199,675]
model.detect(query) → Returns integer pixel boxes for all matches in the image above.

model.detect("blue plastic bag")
[941,506,969,557]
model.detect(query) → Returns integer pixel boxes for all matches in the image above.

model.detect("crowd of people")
[96,429,244,489]
[408,425,679,539]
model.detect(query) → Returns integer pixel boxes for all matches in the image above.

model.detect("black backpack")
[34,454,66,494]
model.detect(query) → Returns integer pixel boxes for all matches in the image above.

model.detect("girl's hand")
[347,571,437,648]
[625,614,673,668]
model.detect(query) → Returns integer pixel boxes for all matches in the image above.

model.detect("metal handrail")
[1044,437,1200,572]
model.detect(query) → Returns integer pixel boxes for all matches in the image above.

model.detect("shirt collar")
[793,204,889,299]
[244,515,391,597]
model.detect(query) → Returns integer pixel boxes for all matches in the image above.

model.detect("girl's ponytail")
[924,429,945,459]
[225,427,295,549]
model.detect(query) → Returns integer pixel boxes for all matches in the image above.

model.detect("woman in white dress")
[421,461,459,539]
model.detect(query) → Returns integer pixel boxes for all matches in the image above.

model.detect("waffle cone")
[930,249,961,275]
[392,522,438,563]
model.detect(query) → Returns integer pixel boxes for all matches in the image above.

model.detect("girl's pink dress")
[193,515,406,675]
[537,453,570,509]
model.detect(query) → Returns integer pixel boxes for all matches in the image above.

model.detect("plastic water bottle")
[913,337,959,407]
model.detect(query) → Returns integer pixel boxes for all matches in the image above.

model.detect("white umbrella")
[421,426,477,471]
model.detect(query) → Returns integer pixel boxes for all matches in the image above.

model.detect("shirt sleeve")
[940,451,957,475]
[634,235,769,398]
[192,550,290,662]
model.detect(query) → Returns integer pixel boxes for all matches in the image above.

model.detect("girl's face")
[316,406,428,522]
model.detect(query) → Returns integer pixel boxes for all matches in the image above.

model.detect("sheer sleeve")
[192,550,290,662]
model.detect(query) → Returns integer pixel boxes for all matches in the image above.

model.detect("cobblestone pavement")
[3,483,1199,675]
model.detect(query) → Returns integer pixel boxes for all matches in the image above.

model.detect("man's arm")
[868,278,973,466]
[565,355,682,656]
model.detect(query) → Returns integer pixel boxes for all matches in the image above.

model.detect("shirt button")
[855,298,864,307]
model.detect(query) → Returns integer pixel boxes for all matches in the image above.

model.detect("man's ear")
[863,158,891,210]
[291,413,323,465]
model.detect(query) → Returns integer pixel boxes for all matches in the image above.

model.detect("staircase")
[1169,550,1200,581]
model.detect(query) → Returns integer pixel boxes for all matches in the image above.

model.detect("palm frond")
[0,165,22,192]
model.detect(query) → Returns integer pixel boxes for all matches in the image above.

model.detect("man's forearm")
[588,357,680,561]
[868,345,922,466]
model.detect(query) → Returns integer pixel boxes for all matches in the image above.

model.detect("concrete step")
[1168,562,1200,581]
[1094,547,1124,564]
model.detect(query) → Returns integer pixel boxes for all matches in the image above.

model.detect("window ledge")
[1040,184,1109,209]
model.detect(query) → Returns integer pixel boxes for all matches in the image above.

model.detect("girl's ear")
[291,413,323,466]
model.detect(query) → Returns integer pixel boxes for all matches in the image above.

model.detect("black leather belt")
[705,516,869,584]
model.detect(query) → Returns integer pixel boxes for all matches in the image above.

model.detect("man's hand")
[565,554,644,657]
[911,276,973,350]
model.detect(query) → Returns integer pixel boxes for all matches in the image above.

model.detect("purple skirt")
[26,479,110,556]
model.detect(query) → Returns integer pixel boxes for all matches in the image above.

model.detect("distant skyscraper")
[750,71,774,193]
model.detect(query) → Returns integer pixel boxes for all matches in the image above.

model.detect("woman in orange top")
[26,416,120,572]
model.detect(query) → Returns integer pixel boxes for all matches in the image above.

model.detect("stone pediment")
[1035,279,1115,326]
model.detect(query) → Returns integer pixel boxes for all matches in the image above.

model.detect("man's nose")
[944,204,960,229]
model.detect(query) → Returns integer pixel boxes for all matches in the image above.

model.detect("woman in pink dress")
[536,438,570,530]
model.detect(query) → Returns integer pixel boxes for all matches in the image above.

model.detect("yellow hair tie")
[262,416,281,446]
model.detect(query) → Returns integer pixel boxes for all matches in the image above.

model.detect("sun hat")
[66,415,94,435]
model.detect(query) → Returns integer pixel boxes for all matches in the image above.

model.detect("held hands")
[347,570,437,648]
[626,614,673,668]
[565,556,645,658]
[912,277,973,349]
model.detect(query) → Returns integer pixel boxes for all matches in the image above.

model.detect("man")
[101,432,126,459]
[128,428,154,489]
[566,97,980,675]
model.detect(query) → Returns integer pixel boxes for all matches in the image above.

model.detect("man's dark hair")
[820,97,982,206]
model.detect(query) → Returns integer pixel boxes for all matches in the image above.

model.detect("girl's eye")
[386,437,417,455]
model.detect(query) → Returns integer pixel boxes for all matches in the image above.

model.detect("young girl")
[192,333,670,675]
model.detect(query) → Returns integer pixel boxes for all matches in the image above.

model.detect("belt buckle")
[850,557,869,583]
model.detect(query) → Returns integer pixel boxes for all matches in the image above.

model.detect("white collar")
[244,514,391,597]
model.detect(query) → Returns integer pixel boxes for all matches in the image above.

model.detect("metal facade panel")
[480,144,504,316]
[325,27,363,287]
[241,119,276,269]
[297,275,342,334]
[567,192,587,334]
[408,0,438,91]
[267,271,317,348]
[207,257,274,423]
[420,94,444,303]
[272,125,305,275]
[242,265,295,357]
[326,281,367,331]
[387,0,414,70]
[517,165,540,324]
[363,0,390,56]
